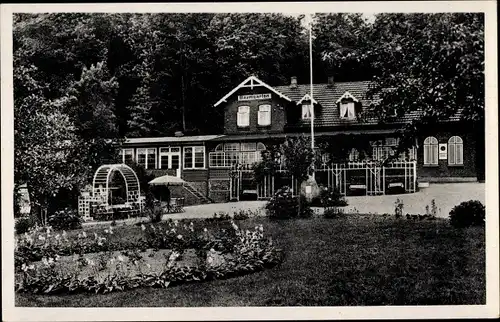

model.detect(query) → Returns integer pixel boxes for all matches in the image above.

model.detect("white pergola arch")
[92,164,141,204]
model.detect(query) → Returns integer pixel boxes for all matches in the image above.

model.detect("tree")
[314,13,375,81]
[280,136,315,216]
[14,74,90,224]
[364,13,484,144]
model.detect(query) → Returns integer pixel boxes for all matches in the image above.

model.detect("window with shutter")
[448,136,464,165]
[423,137,438,165]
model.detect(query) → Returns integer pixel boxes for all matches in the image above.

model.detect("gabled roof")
[275,81,463,128]
[335,91,359,103]
[296,93,318,105]
[213,76,292,107]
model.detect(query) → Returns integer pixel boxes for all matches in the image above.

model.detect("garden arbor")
[78,164,142,221]
[92,164,141,203]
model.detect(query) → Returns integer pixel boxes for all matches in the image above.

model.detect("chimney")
[327,76,334,87]
[290,76,298,88]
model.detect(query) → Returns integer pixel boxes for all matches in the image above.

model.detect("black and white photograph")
[1,1,498,320]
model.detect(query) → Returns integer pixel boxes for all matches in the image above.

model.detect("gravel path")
[83,182,485,227]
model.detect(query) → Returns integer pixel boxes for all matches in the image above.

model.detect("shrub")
[48,208,82,231]
[323,207,345,219]
[145,205,164,223]
[394,198,404,218]
[15,216,37,235]
[265,186,313,219]
[311,187,348,207]
[206,212,231,222]
[449,200,485,228]
[233,209,261,220]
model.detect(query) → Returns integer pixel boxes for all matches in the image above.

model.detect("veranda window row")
[120,146,205,170]
[209,151,263,168]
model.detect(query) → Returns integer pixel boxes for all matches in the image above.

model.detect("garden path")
[83,182,485,227]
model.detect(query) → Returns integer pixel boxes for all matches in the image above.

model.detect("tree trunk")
[297,179,302,217]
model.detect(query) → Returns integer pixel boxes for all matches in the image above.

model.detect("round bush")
[449,200,485,228]
[311,186,348,208]
[15,216,37,234]
[265,186,313,219]
[48,208,82,231]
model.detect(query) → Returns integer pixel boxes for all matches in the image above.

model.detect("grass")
[15,214,485,307]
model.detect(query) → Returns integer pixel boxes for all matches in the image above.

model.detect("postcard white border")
[2,1,498,321]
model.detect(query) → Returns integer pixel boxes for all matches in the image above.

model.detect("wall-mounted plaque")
[439,143,447,159]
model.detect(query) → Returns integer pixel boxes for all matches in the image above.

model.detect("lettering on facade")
[237,93,272,101]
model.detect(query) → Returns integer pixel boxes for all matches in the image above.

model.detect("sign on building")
[238,93,271,101]
[439,143,448,159]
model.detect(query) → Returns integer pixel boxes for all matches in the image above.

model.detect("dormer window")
[237,106,250,127]
[340,102,356,119]
[302,104,313,119]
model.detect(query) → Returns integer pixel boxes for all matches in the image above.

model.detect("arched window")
[423,136,438,165]
[256,142,266,151]
[214,144,223,151]
[448,136,464,165]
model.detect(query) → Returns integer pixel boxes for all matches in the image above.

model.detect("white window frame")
[302,104,312,119]
[340,102,356,120]
[237,106,250,127]
[159,147,181,169]
[121,148,134,164]
[448,136,464,166]
[349,148,360,162]
[137,148,157,169]
[258,104,271,126]
[423,136,439,166]
[183,146,206,169]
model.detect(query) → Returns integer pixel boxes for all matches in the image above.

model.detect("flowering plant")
[15,220,282,295]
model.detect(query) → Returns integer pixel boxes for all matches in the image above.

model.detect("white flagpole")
[308,14,315,177]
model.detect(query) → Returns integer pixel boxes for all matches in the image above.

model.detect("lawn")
[16,214,485,307]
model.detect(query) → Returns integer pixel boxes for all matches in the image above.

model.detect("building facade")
[119,76,481,204]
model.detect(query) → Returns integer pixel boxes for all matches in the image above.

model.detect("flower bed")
[15,220,282,295]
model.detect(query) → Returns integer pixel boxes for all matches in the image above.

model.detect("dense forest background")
[13,13,484,216]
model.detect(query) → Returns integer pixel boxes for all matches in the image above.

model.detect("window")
[373,146,394,161]
[121,149,134,164]
[184,146,205,169]
[302,104,312,119]
[258,104,271,126]
[237,106,250,127]
[241,142,256,151]
[214,144,223,151]
[256,142,266,151]
[340,102,356,119]
[423,136,438,165]
[159,147,181,169]
[349,148,360,161]
[137,148,157,169]
[224,143,240,151]
[448,136,463,165]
